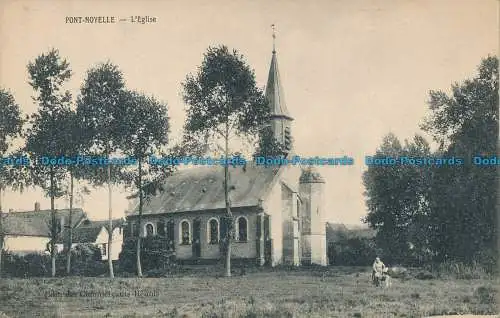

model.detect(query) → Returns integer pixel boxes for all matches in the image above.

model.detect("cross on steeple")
[271,24,276,53]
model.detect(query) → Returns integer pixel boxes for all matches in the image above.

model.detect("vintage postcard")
[0,0,498,317]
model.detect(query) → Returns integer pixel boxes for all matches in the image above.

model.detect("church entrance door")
[192,218,201,259]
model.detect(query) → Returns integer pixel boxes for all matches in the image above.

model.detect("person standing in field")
[372,257,386,286]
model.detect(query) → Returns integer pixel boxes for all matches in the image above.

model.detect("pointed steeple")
[265,25,293,121]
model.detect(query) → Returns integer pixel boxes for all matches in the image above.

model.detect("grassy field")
[0,266,497,318]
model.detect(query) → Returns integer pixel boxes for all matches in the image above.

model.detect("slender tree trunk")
[224,122,232,277]
[136,158,143,277]
[107,162,114,278]
[66,171,74,275]
[0,186,3,277]
[50,166,56,277]
[497,131,500,264]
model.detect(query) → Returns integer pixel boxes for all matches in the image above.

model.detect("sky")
[0,0,498,225]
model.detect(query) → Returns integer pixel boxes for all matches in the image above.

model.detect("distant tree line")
[362,56,498,272]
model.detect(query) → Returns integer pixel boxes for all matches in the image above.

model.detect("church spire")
[265,24,293,121]
[272,24,276,53]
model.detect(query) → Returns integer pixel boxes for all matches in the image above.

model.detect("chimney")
[34,202,41,212]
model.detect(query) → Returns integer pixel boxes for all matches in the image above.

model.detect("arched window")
[145,223,154,237]
[180,220,191,245]
[208,218,219,244]
[236,216,248,242]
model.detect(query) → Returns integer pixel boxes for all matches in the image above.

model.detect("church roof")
[265,50,293,120]
[129,164,282,216]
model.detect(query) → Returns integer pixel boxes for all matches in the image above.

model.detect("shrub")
[328,237,377,266]
[1,243,106,277]
[63,243,107,276]
[473,286,497,304]
[25,253,51,276]
[414,270,436,280]
[425,261,491,280]
[474,249,498,275]
[2,251,50,277]
[118,236,175,273]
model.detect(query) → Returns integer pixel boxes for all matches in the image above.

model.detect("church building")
[125,38,328,267]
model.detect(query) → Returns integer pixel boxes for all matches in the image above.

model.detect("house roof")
[81,218,125,231]
[3,208,87,237]
[56,225,103,244]
[128,164,281,216]
[55,219,124,244]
